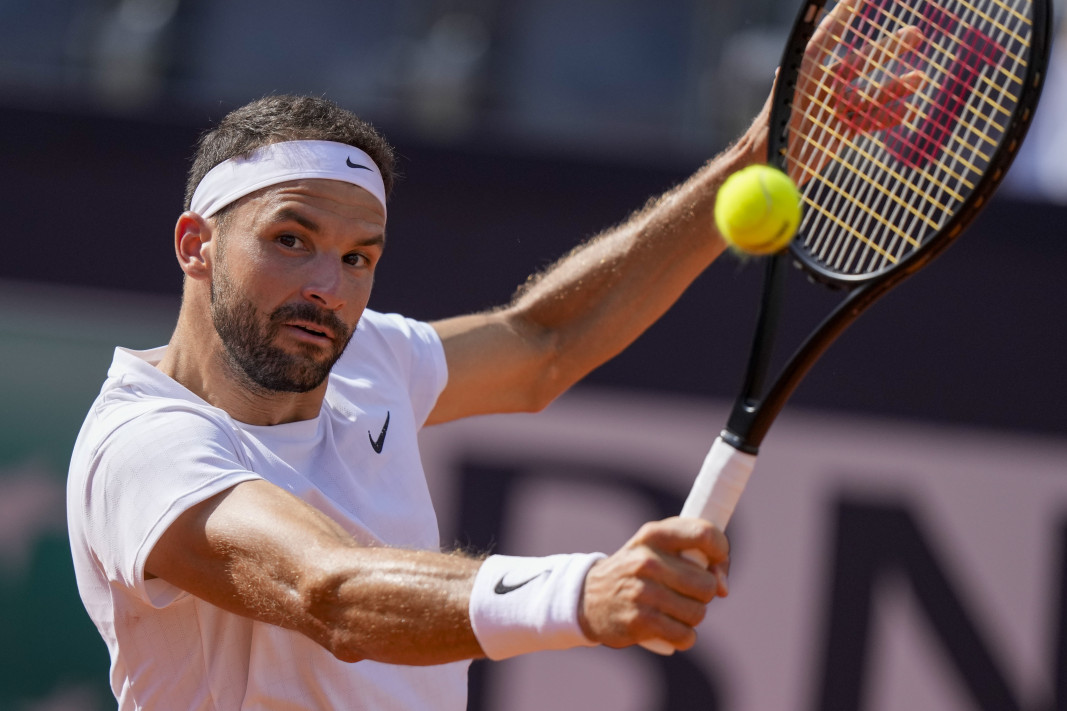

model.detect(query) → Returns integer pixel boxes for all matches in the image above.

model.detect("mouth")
[284,321,335,343]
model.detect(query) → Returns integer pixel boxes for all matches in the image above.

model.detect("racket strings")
[804,0,1025,271]
[793,9,934,268]
[786,0,1033,276]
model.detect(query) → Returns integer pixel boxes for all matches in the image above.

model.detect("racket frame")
[721,0,1052,455]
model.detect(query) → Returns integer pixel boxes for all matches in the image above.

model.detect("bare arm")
[145,479,730,664]
[145,479,484,666]
[426,112,768,425]
[426,1,926,426]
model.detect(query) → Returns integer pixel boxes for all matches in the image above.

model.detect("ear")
[174,211,214,280]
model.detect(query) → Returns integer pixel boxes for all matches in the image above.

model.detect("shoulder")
[330,309,448,424]
[335,309,443,375]
[82,346,241,451]
[76,399,249,477]
[71,393,259,536]
[74,386,248,486]
[354,309,442,350]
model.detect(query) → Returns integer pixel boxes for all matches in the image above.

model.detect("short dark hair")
[183,95,397,212]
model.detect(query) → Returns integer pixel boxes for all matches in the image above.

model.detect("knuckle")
[631,553,663,579]
[674,629,698,651]
[687,601,709,626]
[719,529,731,551]
[706,527,730,559]
[635,521,661,541]
[610,574,650,610]
[693,583,717,605]
[627,605,658,636]
[607,604,644,638]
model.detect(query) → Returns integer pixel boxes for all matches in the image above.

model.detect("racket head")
[768,0,1051,288]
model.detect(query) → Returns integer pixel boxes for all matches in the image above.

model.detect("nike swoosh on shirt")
[368,412,390,454]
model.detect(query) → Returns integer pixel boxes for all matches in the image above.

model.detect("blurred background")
[1,1,1065,709]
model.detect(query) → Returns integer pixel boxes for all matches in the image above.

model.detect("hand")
[577,517,729,651]
[789,0,926,183]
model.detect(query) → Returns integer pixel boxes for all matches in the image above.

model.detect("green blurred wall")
[0,281,177,711]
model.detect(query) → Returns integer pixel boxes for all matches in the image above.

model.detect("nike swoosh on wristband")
[368,412,390,454]
[493,570,550,595]
[346,157,372,170]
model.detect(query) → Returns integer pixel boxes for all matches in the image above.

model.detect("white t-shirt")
[67,310,470,711]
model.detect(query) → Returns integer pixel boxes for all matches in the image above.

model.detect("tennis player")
[66,65,916,707]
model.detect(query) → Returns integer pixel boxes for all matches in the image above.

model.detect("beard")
[210,272,355,394]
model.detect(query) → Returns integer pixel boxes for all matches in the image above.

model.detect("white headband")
[189,140,387,218]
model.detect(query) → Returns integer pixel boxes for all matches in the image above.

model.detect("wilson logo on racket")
[642,0,1049,657]
[840,0,1008,169]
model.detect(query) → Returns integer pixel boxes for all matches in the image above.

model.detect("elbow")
[518,351,574,414]
[325,640,366,664]
[297,567,369,664]
[523,371,569,413]
[512,318,581,412]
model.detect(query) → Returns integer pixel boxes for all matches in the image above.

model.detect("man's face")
[207,179,386,394]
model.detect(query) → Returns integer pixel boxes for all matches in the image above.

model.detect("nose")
[301,256,345,311]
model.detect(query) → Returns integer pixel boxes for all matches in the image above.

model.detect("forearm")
[147,480,487,666]
[150,482,731,664]
[508,115,768,393]
[428,111,769,423]
[301,547,485,666]
[235,542,598,666]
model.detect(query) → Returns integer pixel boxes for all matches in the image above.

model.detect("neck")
[159,308,327,426]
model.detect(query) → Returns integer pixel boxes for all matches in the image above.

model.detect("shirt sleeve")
[348,310,448,428]
[82,405,261,607]
[402,316,448,427]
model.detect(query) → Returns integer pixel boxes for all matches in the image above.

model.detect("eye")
[278,234,300,249]
[344,252,370,268]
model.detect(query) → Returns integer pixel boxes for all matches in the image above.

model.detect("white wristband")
[469,552,606,660]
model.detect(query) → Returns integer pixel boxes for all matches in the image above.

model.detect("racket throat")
[723,259,883,454]
[723,254,789,454]
[720,427,760,455]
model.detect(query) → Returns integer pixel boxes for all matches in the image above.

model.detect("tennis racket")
[644,0,1050,655]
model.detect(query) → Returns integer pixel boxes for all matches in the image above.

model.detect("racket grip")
[640,436,756,655]
[679,435,757,530]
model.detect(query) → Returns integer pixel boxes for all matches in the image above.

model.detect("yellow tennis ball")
[714,165,801,255]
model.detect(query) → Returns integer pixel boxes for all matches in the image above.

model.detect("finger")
[652,548,722,604]
[831,25,924,91]
[581,552,711,649]
[688,520,730,567]
[644,571,714,627]
[625,572,711,650]
[878,69,925,107]
[840,70,925,131]
[644,609,699,651]
[712,561,730,598]
[632,517,730,566]
[829,23,924,128]
[840,66,924,111]
[807,0,863,64]
[631,523,731,607]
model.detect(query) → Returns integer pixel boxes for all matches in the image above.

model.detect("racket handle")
[679,435,757,529]
[640,436,757,655]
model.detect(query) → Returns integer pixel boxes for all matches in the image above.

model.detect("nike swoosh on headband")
[190,140,387,218]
